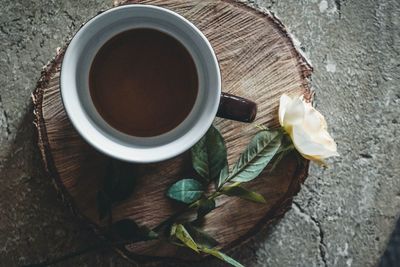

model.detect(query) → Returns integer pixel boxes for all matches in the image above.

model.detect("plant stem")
[153,202,199,232]
[229,182,241,188]
[209,191,221,199]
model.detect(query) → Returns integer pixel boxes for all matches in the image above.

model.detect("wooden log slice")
[33,0,312,264]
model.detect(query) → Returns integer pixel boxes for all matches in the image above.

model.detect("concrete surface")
[0,0,399,266]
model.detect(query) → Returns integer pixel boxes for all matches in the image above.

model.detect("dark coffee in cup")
[89,28,198,137]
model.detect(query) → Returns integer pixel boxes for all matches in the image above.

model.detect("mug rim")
[60,4,221,163]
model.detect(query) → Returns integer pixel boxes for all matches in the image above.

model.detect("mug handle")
[217,92,257,123]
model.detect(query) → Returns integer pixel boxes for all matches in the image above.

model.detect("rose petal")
[279,94,292,126]
[279,94,338,163]
[302,154,327,166]
[313,130,338,154]
[291,125,337,157]
[302,126,338,155]
[283,97,305,127]
[303,105,328,132]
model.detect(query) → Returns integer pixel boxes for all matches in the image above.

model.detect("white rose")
[279,94,339,164]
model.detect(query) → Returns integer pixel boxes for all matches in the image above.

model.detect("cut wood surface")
[33,0,312,264]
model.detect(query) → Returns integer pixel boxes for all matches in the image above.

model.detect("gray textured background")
[0,0,399,266]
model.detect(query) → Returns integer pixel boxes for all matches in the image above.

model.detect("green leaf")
[171,224,199,253]
[185,224,218,249]
[200,247,244,267]
[167,179,204,204]
[96,191,111,220]
[191,125,227,181]
[113,219,158,241]
[97,161,137,220]
[231,130,282,183]
[222,185,266,204]
[103,160,137,202]
[197,198,216,218]
[217,162,229,189]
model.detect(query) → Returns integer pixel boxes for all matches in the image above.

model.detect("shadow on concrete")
[0,103,126,266]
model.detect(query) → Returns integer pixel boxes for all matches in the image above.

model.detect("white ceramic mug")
[61,4,256,163]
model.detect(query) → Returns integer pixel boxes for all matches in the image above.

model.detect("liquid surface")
[89,29,198,137]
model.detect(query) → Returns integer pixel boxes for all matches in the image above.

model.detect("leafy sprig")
[165,125,290,266]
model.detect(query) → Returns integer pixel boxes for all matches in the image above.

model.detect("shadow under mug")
[60,4,257,163]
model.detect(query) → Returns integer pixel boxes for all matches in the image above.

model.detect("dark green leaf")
[167,179,204,204]
[113,219,158,241]
[96,191,111,220]
[191,125,227,181]
[185,224,218,249]
[200,247,244,267]
[103,160,137,202]
[222,185,266,204]
[217,162,229,189]
[191,136,208,179]
[231,130,282,183]
[197,198,216,218]
[171,224,199,252]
